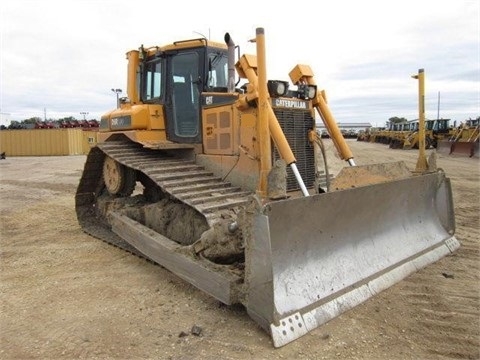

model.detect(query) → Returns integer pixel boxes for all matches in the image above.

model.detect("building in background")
[316,122,372,138]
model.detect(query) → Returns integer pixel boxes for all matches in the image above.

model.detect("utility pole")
[80,112,89,120]
[437,91,441,120]
[111,88,122,108]
[412,68,428,172]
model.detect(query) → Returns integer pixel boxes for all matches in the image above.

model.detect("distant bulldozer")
[367,118,453,150]
[437,118,479,158]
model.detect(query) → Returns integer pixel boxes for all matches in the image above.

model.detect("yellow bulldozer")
[437,118,480,158]
[76,28,459,348]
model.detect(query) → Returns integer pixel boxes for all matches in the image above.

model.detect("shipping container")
[0,129,97,156]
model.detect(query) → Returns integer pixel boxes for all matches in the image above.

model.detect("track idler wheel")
[103,156,136,196]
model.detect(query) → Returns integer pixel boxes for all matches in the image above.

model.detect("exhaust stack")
[224,33,236,93]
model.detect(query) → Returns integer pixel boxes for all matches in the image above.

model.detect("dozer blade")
[436,140,453,155]
[450,141,479,158]
[245,170,459,348]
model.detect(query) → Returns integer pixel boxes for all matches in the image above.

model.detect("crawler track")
[75,140,252,253]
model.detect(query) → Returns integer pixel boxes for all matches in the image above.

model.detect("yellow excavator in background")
[76,28,459,348]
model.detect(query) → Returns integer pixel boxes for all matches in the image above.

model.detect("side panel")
[202,103,236,155]
[196,108,260,192]
[101,105,165,132]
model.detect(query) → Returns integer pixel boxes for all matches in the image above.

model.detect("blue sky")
[1,0,478,127]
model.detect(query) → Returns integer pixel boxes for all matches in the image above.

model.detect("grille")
[272,108,316,191]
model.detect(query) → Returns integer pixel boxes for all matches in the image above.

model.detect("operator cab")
[140,42,229,144]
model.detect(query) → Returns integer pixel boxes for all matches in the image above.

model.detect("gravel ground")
[1,140,478,359]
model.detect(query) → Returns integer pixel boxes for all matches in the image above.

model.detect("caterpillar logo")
[273,99,308,109]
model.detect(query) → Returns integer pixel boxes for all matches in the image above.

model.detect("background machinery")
[76,28,459,347]
[437,117,480,157]
[363,118,453,150]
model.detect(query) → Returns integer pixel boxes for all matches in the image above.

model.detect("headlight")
[297,84,317,100]
[267,80,289,97]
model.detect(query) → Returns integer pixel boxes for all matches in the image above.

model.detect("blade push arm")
[236,29,309,197]
[289,65,356,166]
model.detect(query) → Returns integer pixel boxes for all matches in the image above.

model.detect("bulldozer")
[437,118,480,158]
[75,27,459,348]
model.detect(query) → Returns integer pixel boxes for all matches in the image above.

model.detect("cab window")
[207,52,228,90]
[144,59,162,101]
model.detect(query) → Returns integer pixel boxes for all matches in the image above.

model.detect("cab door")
[165,51,202,143]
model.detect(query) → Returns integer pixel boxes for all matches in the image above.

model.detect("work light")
[267,80,289,97]
[297,84,317,99]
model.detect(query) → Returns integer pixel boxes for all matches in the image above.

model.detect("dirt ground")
[1,140,479,360]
